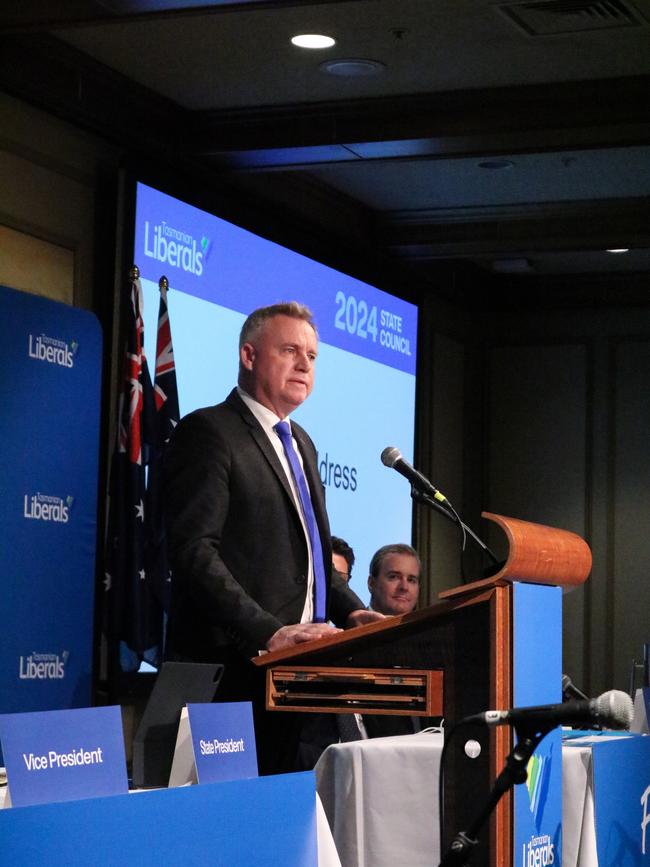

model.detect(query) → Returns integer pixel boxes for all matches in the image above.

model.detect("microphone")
[474,689,633,731]
[381,446,448,504]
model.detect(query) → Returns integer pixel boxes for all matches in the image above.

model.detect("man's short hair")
[239,302,317,350]
[332,536,355,576]
[369,543,421,578]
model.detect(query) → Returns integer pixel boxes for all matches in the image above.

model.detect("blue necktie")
[274,420,326,622]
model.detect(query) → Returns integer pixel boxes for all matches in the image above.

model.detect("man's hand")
[346,609,386,628]
[266,622,341,652]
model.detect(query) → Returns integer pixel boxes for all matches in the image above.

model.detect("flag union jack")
[153,309,175,409]
[118,278,147,465]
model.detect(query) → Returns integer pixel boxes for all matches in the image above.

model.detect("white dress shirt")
[237,387,315,623]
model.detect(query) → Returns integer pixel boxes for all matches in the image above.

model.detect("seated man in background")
[331,535,355,582]
[361,543,424,739]
[349,544,421,739]
[307,543,424,752]
[368,543,421,616]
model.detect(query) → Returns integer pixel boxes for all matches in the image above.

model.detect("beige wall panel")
[0,224,74,303]
[0,92,119,310]
[0,147,92,306]
[0,92,115,179]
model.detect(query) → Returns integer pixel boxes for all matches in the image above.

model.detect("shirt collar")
[237,386,291,436]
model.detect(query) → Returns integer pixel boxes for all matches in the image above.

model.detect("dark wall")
[417,299,650,695]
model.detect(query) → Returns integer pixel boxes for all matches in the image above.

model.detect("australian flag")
[105,268,162,667]
[145,276,179,614]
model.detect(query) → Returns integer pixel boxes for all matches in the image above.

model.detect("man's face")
[332,552,350,581]
[368,552,420,615]
[241,314,317,418]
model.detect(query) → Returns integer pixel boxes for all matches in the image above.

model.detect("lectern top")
[439,511,592,600]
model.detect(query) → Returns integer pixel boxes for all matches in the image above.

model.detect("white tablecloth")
[315,731,444,867]
[562,742,596,867]
[315,730,617,867]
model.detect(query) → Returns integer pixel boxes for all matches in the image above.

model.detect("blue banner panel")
[0,706,128,807]
[513,583,563,867]
[592,735,650,866]
[0,285,102,715]
[0,771,318,866]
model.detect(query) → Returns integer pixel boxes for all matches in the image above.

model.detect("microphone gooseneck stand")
[438,724,547,867]
[409,470,518,864]
[410,488,501,569]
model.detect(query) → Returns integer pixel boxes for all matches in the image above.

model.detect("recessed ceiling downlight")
[320,58,385,77]
[291,34,336,49]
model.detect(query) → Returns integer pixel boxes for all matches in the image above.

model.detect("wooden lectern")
[254,513,591,866]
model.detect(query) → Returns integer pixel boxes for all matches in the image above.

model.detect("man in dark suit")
[164,302,380,773]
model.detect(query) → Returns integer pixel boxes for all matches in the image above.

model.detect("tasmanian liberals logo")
[143,219,209,276]
[642,784,650,854]
[521,749,556,865]
[521,834,555,866]
[28,333,77,368]
[23,492,73,523]
[526,752,549,818]
[19,650,69,680]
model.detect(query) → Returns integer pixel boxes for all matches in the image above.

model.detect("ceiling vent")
[498,0,645,35]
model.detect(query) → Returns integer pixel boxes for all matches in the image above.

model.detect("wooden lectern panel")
[255,588,508,866]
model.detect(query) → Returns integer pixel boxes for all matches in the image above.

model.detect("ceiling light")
[477,159,515,170]
[320,59,385,77]
[291,34,335,49]
[606,248,629,254]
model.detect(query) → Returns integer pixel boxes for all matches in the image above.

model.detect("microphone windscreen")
[381,446,401,468]
[595,689,634,729]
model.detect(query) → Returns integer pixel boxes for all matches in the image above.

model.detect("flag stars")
[107,275,179,648]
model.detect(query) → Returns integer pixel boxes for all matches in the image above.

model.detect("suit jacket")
[164,388,364,662]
